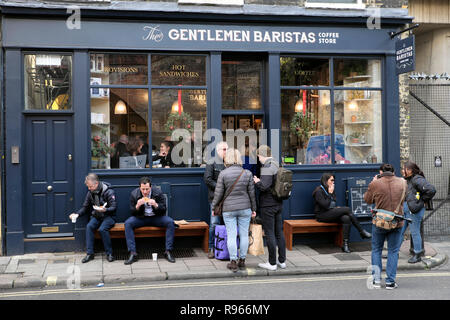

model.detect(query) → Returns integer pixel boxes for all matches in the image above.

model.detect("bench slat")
[95,221,209,253]
[284,219,343,250]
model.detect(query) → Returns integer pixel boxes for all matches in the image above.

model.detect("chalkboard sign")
[347,177,374,218]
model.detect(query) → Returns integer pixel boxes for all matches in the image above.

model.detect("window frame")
[88,51,209,171]
[22,51,74,113]
[279,54,384,168]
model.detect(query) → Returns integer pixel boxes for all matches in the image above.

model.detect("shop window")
[90,54,148,85]
[151,89,207,168]
[222,59,262,110]
[280,57,329,87]
[24,54,72,110]
[334,59,381,87]
[151,55,206,86]
[281,89,331,165]
[334,90,382,164]
[90,88,149,169]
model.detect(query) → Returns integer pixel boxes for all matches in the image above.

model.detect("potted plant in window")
[91,128,113,169]
[290,111,315,163]
[346,131,362,145]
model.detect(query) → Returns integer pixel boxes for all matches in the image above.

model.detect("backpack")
[272,167,293,200]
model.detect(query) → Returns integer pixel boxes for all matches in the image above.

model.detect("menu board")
[349,186,373,218]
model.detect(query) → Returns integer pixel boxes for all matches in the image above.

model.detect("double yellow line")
[1,272,449,299]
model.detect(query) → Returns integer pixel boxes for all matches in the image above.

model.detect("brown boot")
[238,258,246,270]
[208,248,215,259]
[227,260,238,272]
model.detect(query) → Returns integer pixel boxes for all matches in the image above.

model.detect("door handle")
[68,154,72,161]
[47,185,53,192]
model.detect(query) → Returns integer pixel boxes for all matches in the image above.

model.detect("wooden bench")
[284,219,343,250]
[95,221,209,253]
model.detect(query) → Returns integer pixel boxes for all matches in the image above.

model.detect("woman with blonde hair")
[211,148,257,272]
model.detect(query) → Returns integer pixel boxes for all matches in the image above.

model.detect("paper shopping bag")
[248,223,265,256]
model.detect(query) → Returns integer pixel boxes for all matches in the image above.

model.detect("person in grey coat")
[211,148,257,272]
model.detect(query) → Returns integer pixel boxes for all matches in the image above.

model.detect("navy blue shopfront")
[1,8,411,255]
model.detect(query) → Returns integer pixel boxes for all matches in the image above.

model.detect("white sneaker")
[277,260,287,269]
[258,262,277,271]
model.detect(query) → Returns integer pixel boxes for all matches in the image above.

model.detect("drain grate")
[18,259,36,265]
[112,248,196,260]
[333,253,365,261]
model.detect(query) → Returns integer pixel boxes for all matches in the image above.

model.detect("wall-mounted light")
[114,100,127,114]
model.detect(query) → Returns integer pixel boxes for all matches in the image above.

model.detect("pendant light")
[114,100,127,114]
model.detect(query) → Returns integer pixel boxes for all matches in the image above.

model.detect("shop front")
[1,7,411,254]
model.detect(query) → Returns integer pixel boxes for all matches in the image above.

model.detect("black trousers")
[260,205,286,266]
[316,207,363,240]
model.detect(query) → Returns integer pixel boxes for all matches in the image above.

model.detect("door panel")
[25,116,74,237]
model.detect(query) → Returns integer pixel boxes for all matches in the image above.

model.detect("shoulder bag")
[372,180,407,230]
[214,170,244,217]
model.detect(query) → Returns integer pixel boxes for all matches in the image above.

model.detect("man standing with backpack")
[254,145,288,271]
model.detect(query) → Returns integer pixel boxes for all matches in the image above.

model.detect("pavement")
[0,240,446,290]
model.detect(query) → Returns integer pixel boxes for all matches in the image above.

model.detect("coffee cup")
[71,215,77,223]
[152,253,157,261]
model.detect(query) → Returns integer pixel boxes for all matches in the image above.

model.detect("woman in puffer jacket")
[401,161,436,264]
[211,148,257,272]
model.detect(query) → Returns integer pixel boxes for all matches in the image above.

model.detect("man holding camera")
[364,163,407,290]
[70,173,117,263]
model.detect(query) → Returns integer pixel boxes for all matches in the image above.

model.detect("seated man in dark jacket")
[124,177,177,264]
[70,173,117,263]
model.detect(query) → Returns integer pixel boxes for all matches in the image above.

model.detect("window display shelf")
[344,121,372,125]
[345,144,373,147]
[344,75,371,80]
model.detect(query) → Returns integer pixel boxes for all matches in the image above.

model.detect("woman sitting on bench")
[312,173,372,253]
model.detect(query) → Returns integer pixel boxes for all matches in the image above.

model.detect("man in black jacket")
[203,141,228,258]
[253,145,286,271]
[70,173,117,263]
[124,177,177,264]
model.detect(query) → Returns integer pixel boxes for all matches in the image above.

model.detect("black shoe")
[341,240,351,253]
[360,230,372,239]
[106,254,114,262]
[238,258,246,270]
[385,282,398,290]
[124,253,138,265]
[164,250,176,263]
[408,254,422,264]
[81,254,95,263]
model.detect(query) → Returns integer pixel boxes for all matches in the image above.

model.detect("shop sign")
[395,35,415,74]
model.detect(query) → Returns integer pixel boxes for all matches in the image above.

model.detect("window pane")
[151,89,207,168]
[222,59,262,110]
[90,54,148,86]
[24,54,72,110]
[151,55,206,86]
[334,90,382,164]
[334,59,381,87]
[281,89,331,165]
[280,57,329,86]
[90,88,149,169]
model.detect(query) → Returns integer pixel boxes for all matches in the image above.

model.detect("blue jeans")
[222,209,252,261]
[124,215,176,254]
[209,204,223,249]
[86,216,116,255]
[371,224,403,284]
[401,202,425,254]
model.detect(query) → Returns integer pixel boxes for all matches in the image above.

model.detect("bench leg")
[202,226,209,253]
[284,223,293,251]
[334,226,344,248]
